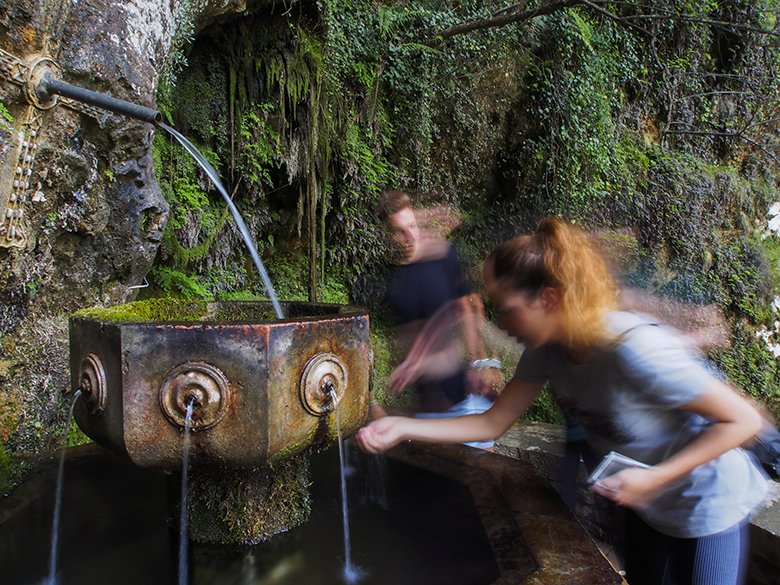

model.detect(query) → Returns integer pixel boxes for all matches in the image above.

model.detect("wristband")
[469,358,502,370]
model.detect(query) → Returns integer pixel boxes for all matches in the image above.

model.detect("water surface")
[0,444,498,585]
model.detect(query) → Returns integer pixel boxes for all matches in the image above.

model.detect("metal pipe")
[37,73,162,125]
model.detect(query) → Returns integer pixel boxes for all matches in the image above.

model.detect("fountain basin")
[69,299,371,471]
[0,442,621,584]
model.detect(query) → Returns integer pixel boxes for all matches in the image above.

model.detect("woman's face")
[484,260,560,348]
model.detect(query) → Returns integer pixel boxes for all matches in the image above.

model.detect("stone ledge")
[495,421,780,585]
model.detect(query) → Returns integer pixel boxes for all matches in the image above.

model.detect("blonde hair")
[490,217,618,348]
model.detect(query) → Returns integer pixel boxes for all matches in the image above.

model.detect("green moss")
[73,298,307,324]
[210,302,278,322]
[73,298,210,323]
[187,457,311,544]
[0,445,35,495]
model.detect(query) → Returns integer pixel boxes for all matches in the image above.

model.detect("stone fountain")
[62,297,622,583]
[69,298,371,544]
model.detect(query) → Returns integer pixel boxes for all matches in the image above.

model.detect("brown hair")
[490,217,618,348]
[378,190,412,221]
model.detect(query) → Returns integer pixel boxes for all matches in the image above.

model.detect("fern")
[149,266,212,299]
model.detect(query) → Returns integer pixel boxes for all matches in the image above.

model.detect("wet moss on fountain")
[187,455,312,544]
[72,298,347,323]
[73,298,211,323]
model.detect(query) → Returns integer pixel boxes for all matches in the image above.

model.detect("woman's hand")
[591,466,667,508]
[355,416,409,454]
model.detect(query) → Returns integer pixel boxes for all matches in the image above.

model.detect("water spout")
[46,388,82,585]
[36,73,163,124]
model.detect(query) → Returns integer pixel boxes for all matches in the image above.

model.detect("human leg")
[671,519,750,585]
[623,510,673,585]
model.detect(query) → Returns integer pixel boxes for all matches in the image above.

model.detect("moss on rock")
[186,456,312,544]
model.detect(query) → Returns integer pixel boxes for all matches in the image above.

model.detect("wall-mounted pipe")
[36,73,162,125]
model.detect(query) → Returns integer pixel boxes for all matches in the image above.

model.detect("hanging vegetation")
[150,0,780,419]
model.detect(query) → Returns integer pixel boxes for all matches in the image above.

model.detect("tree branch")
[662,128,780,166]
[671,90,753,103]
[580,0,654,38]
[425,0,582,44]
[623,14,780,39]
[422,0,780,45]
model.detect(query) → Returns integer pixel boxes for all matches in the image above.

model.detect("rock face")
[0,0,250,460]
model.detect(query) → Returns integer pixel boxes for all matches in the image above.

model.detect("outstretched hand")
[355,416,409,454]
[591,466,667,509]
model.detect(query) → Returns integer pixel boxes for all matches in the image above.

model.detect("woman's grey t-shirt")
[514,311,768,538]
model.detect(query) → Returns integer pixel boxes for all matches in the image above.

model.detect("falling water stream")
[158,123,285,320]
[330,389,364,584]
[178,401,195,585]
[45,389,82,585]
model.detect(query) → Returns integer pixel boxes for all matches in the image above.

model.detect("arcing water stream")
[159,124,285,320]
[330,389,365,584]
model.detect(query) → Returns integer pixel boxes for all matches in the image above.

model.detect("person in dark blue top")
[374,191,501,447]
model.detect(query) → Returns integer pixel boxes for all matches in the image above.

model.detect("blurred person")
[560,289,733,512]
[372,191,502,448]
[618,288,730,351]
[357,217,768,585]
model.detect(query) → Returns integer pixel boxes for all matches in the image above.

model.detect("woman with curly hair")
[356,217,768,585]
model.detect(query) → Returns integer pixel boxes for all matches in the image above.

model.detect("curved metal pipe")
[36,73,163,125]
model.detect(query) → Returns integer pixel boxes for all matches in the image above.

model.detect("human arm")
[355,377,545,454]
[592,379,763,508]
[459,293,503,396]
[388,345,462,395]
[385,301,463,395]
[386,293,500,395]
